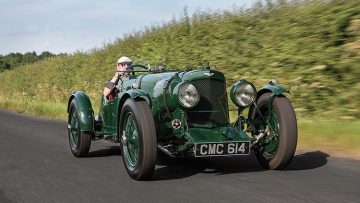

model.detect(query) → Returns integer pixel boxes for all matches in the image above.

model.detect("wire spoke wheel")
[250,93,297,169]
[257,109,281,160]
[123,113,139,168]
[69,109,79,150]
[67,99,91,157]
[120,99,157,180]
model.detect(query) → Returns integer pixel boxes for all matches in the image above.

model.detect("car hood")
[179,69,225,82]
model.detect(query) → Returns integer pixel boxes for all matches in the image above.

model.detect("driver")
[103,56,132,97]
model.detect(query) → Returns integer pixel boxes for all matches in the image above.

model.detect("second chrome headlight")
[231,80,257,108]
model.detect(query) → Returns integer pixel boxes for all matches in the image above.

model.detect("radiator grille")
[186,79,228,126]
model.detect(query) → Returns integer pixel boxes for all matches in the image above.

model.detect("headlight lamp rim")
[173,82,200,109]
[230,80,257,108]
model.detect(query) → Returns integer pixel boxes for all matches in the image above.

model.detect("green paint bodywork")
[67,91,94,132]
[180,69,225,82]
[258,81,289,98]
[68,66,290,156]
[258,81,290,113]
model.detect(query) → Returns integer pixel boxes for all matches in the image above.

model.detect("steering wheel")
[126,64,148,70]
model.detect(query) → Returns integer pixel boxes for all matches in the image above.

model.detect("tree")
[39,51,54,59]
[22,51,38,64]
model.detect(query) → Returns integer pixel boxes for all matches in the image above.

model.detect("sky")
[0,0,255,55]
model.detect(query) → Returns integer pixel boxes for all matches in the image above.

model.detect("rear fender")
[67,91,94,131]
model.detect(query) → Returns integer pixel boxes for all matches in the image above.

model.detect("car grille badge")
[204,72,214,77]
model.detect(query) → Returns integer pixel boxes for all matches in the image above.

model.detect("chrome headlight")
[176,83,200,108]
[231,80,257,108]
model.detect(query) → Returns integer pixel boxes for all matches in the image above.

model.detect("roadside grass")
[0,98,67,120]
[297,119,360,158]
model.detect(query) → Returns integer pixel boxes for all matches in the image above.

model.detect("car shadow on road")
[87,146,121,157]
[152,150,329,181]
[286,150,329,170]
[152,152,264,181]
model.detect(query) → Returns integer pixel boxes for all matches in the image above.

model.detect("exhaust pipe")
[157,144,176,157]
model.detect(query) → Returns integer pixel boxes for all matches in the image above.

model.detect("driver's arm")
[103,73,119,97]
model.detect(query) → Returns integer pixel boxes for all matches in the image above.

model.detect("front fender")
[257,81,290,98]
[124,89,151,106]
[256,81,290,113]
[67,91,94,132]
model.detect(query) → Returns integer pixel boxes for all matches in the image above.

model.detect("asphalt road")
[0,109,359,203]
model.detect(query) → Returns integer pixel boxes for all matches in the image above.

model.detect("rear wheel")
[119,99,157,180]
[68,99,91,157]
[250,93,297,169]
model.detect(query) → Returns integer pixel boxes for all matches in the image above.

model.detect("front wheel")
[250,93,297,169]
[68,99,91,157]
[119,99,157,180]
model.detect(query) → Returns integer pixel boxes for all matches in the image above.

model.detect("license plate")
[195,141,250,157]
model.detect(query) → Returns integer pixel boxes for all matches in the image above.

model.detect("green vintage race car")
[67,63,297,180]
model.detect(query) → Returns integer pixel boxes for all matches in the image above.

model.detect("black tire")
[250,93,297,169]
[68,99,91,157]
[119,99,157,180]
